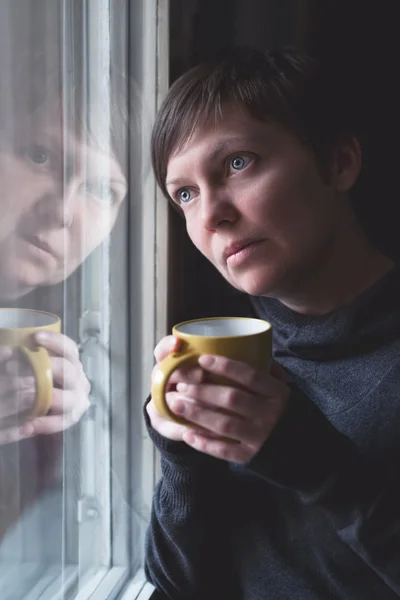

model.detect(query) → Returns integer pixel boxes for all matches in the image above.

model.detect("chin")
[230,269,283,298]
[0,282,32,301]
[1,273,52,300]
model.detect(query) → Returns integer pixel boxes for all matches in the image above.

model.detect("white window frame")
[76,0,170,598]
[77,0,171,597]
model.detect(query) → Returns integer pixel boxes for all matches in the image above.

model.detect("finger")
[0,390,36,419]
[182,430,251,463]
[50,357,80,390]
[48,388,90,418]
[23,389,90,434]
[34,331,80,364]
[0,374,35,395]
[20,414,74,436]
[169,365,209,385]
[0,424,34,445]
[175,381,264,418]
[4,358,33,377]
[0,388,89,442]
[166,391,249,441]
[154,336,182,363]
[0,347,13,363]
[146,399,188,442]
[198,355,287,397]
[151,363,207,390]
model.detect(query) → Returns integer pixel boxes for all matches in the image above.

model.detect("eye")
[24,144,51,166]
[229,154,252,172]
[80,180,118,205]
[177,188,193,204]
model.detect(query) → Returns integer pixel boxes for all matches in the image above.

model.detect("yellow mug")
[0,308,61,418]
[151,316,272,425]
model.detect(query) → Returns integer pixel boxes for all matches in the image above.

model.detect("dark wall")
[167,0,400,326]
[304,0,400,260]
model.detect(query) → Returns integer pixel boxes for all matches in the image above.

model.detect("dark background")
[166,0,399,326]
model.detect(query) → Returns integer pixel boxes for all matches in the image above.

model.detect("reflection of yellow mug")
[151,317,272,425]
[0,308,61,418]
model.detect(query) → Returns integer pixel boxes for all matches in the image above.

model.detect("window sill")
[80,567,156,600]
[0,563,77,600]
[118,569,155,600]
[0,564,153,600]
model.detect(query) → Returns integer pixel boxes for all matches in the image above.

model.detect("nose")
[200,185,238,232]
[59,179,79,227]
[35,177,79,229]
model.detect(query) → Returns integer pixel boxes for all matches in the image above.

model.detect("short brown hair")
[151,46,355,201]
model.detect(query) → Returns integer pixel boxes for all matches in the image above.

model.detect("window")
[0,0,168,598]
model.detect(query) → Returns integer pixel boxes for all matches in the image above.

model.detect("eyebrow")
[166,134,265,187]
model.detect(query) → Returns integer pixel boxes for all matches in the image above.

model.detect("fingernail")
[0,347,13,360]
[171,400,185,415]
[198,355,214,368]
[19,423,34,437]
[170,336,179,350]
[182,431,195,445]
[35,332,49,341]
[176,382,187,392]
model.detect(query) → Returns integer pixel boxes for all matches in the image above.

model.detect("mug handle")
[20,346,53,418]
[151,351,199,424]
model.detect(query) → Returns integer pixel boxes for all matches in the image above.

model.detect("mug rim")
[0,308,60,330]
[173,316,272,339]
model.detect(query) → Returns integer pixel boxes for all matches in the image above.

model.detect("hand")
[147,335,212,442]
[147,337,290,463]
[166,353,290,463]
[169,355,290,463]
[0,331,90,445]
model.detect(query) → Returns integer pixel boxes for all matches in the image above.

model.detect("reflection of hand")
[0,332,90,445]
[147,336,290,463]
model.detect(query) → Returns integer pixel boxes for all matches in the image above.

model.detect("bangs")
[151,47,316,201]
[151,69,225,201]
[151,46,351,204]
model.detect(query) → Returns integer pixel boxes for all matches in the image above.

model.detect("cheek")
[75,205,118,254]
[258,165,334,238]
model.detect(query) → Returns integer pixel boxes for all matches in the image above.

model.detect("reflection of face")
[0,109,127,300]
[166,106,347,298]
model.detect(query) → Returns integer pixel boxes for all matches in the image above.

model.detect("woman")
[145,47,400,599]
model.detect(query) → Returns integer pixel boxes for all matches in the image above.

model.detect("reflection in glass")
[0,0,133,596]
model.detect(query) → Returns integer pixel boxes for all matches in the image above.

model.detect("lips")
[222,238,265,262]
[21,234,61,260]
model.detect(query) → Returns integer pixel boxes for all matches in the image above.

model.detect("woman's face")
[165,106,356,300]
[0,107,127,300]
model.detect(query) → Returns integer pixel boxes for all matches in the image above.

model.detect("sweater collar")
[251,266,400,360]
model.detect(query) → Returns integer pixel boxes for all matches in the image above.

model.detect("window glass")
[0,1,157,597]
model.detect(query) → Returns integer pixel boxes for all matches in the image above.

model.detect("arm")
[247,382,400,594]
[144,401,241,600]
[165,351,400,594]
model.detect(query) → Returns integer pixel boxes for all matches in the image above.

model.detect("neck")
[275,219,395,316]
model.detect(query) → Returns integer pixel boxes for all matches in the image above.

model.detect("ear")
[330,136,362,193]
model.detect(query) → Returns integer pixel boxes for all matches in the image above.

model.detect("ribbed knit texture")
[145,267,400,599]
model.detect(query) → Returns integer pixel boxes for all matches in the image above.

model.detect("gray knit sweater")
[145,267,400,599]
